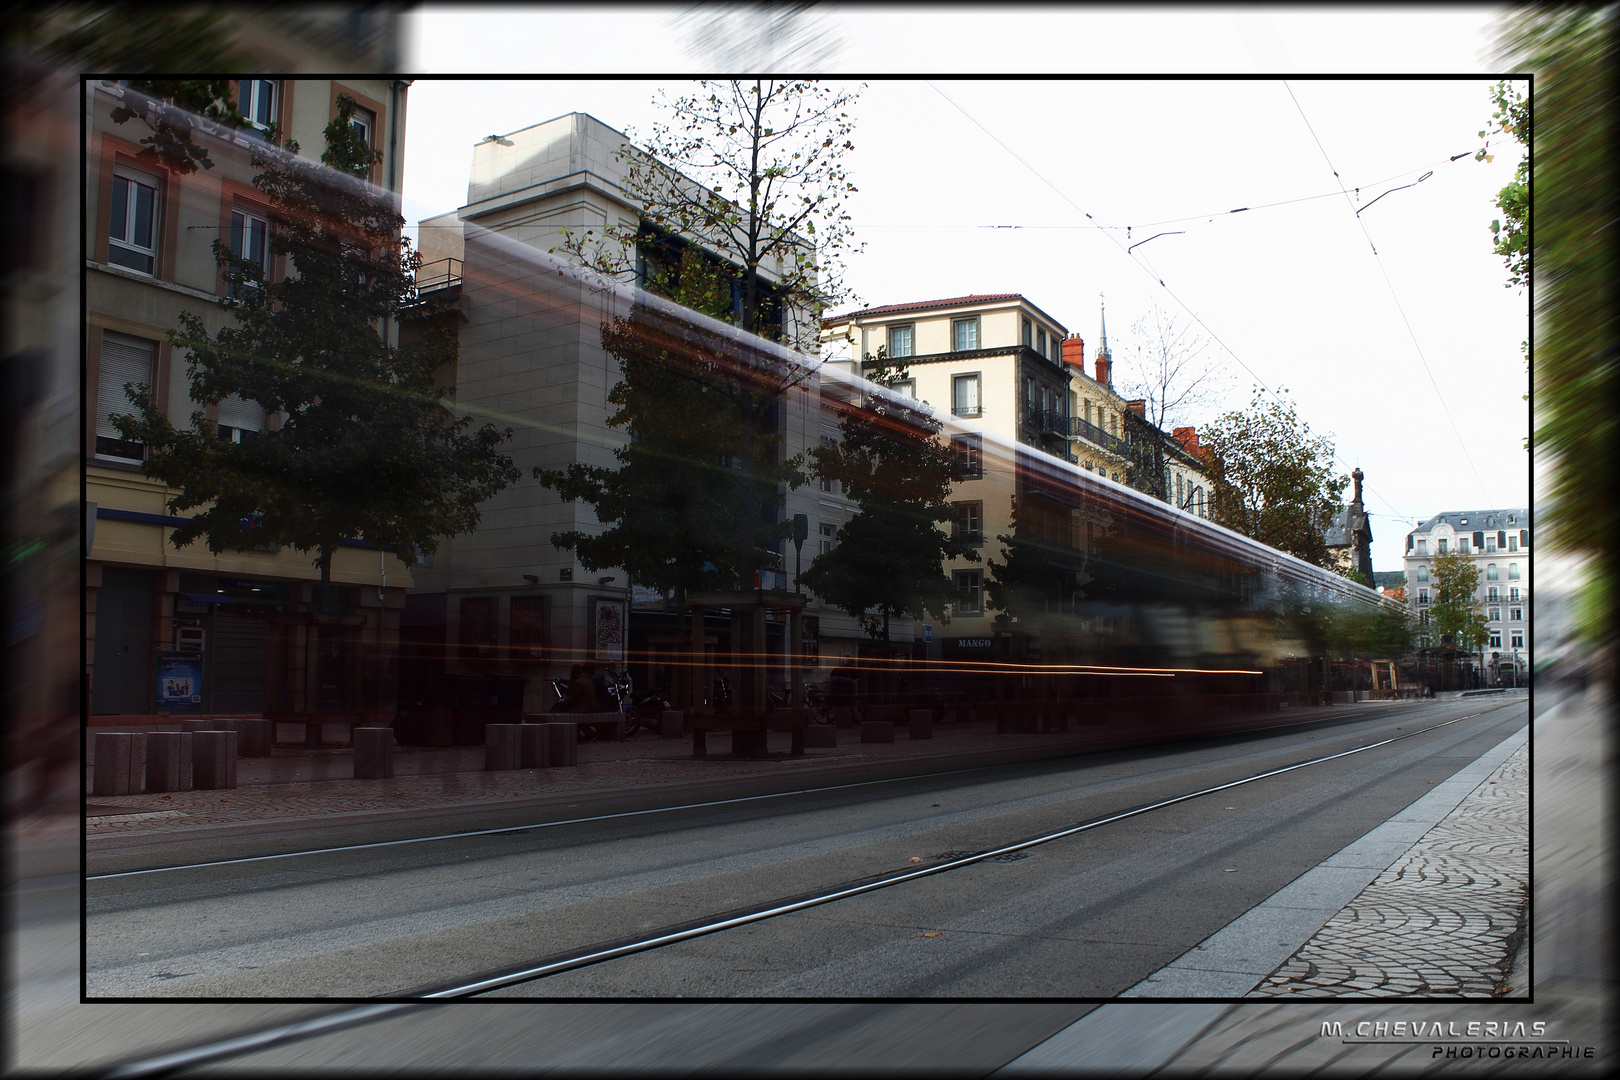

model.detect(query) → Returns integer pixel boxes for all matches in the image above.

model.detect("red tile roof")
[823,294,1024,323]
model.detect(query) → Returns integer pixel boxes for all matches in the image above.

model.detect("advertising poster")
[154,650,204,710]
[594,599,625,663]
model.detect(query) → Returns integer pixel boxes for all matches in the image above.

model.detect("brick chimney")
[1126,399,1146,418]
[1173,426,1205,460]
[1061,333,1086,377]
[1094,351,1111,387]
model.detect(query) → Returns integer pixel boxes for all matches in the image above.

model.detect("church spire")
[1094,292,1112,386]
[1097,292,1110,362]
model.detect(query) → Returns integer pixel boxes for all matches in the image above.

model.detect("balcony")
[416,257,463,293]
[1069,415,1124,455]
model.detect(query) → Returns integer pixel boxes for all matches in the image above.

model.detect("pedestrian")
[565,663,599,713]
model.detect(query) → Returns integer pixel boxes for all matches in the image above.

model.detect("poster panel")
[154,650,204,710]
[594,599,625,663]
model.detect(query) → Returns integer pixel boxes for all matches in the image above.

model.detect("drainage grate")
[990,852,1030,862]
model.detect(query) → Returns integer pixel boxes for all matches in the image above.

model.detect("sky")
[400,5,1531,574]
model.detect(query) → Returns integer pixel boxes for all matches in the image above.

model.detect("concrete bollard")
[803,724,838,748]
[237,718,272,757]
[860,720,894,744]
[519,725,551,769]
[485,723,521,771]
[354,726,395,780]
[590,711,625,742]
[660,709,685,737]
[92,732,147,796]
[908,710,933,740]
[546,722,578,767]
[191,730,237,789]
[144,731,196,793]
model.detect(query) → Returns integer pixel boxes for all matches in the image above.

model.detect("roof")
[824,293,1063,328]
[1408,508,1531,535]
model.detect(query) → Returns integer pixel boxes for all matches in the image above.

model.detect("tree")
[1201,389,1349,568]
[111,96,521,596]
[985,494,1088,631]
[1118,304,1230,432]
[799,352,977,641]
[553,79,863,586]
[1488,9,1616,648]
[1429,547,1488,658]
[1476,80,1529,291]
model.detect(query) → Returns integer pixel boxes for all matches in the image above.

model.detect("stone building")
[1402,506,1531,683]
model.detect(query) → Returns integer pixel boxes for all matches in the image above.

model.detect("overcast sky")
[401,5,1529,574]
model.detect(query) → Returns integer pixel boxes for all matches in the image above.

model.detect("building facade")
[1402,507,1531,683]
[85,77,413,720]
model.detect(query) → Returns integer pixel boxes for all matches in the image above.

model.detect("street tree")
[1118,304,1230,431]
[1429,547,1488,658]
[798,352,977,642]
[1488,8,1615,648]
[111,96,521,598]
[552,79,863,586]
[1201,389,1349,568]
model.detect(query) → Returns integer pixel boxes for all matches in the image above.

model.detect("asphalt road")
[86,698,1525,1003]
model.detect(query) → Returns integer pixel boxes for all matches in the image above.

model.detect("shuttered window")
[97,331,156,460]
[217,393,265,442]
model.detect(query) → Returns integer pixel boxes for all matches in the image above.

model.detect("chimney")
[1094,352,1111,387]
[1126,399,1146,418]
[1173,426,1203,458]
[1061,333,1086,377]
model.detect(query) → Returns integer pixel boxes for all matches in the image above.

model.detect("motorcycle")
[548,672,661,739]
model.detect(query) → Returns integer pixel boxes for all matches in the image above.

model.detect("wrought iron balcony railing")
[416,256,463,292]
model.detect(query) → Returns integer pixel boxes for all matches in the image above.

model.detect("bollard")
[660,709,685,737]
[354,727,395,780]
[803,723,838,748]
[238,718,272,757]
[908,710,933,740]
[591,711,625,742]
[519,724,550,769]
[92,732,139,796]
[545,722,577,767]
[485,724,521,771]
[191,731,237,789]
[860,720,894,744]
[145,731,188,793]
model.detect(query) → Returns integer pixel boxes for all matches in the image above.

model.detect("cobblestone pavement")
[1247,740,1528,999]
[82,721,1109,833]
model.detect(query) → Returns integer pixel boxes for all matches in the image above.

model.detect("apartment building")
[410,112,871,712]
[86,77,411,719]
[1403,507,1531,683]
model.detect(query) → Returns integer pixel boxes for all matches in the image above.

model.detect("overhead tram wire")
[926,81,1444,542]
[1282,81,1494,508]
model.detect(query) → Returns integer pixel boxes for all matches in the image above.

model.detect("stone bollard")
[908,709,933,740]
[354,727,395,780]
[237,718,273,757]
[519,724,551,769]
[144,731,196,793]
[860,720,894,744]
[660,709,685,737]
[485,723,521,771]
[191,730,237,789]
[92,732,146,796]
[803,723,838,748]
[590,711,625,742]
[546,722,578,767]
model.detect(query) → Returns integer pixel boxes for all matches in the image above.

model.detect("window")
[1485,536,1496,553]
[887,324,913,359]
[349,106,375,148]
[1488,586,1500,602]
[510,597,545,659]
[1508,562,1521,580]
[97,332,157,461]
[1194,487,1206,517]
[952,373,981,417]
[951,434,982,479]
[1022,318,1033,348]
[1489,630,1502,649]
[1416,538,1428,555]
[1510,607,1522,622]
[819,522,837,555]
[1418,589,1429,605]
[954,569,983,615]
[1509,587,1520,602]
[1458,538,1470,554]
[1416,565,1429,582]
[1488,607,1501,622]
[1025,377,1037,420]
[108,169,158,274]
[953,501,983,544]
[1486,563,1498,581]
[1036,328,1047,357]
[1437,538,1448,554]
[1420,610,1430,625]
[1520,529,1529,549]
[952,317,979,352]
[818,434,839,493]
[239,79,278,130]
[216,394,265,442]
[229,208,269,292]
[892,378,916,399]
[1510,630,1524,648]
[1509,536,1518,552]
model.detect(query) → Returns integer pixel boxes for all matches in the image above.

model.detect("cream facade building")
[1402,507,1531,682]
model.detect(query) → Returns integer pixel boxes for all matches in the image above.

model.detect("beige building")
[85,77,412,719]
[1403,507,1531,683]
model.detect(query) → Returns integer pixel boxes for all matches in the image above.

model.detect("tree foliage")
[1201,389,1349,568]
[985,494,1089,631]
[1475,79,1529,291]
[1428,548,1488,655]
[799,354,976,640]
[1489,9,1616,647]
[111,96,521,589]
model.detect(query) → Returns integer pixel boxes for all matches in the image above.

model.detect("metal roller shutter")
[97,332,156,443]
[210,610,269,713]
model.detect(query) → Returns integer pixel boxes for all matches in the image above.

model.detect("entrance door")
[211,610,269,713]
[92,568,154,714]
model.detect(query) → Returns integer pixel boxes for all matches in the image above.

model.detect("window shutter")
[1520,529,1528,548]
[1473,530,1485,549]
[1498,530,1507,548]
[97,332,156,438]
[217,393,265,433]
